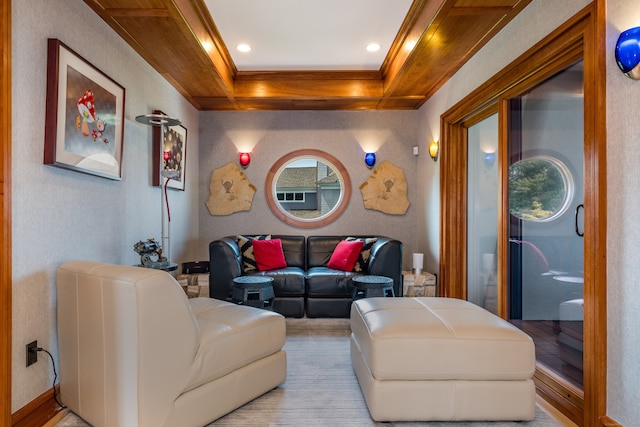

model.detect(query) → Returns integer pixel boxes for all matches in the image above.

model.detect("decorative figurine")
[134,238,169,269]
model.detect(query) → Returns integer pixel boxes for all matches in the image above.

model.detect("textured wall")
[11,0,200,411]
[605,0,640,423]
[197,110,419,270]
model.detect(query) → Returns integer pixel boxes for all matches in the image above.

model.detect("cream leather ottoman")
[350,297,536,422]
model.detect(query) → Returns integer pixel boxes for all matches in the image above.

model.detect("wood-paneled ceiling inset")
[82,0,532,110]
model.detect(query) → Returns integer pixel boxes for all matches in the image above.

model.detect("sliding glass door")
[507,62,584,391]
[466,61,585,392]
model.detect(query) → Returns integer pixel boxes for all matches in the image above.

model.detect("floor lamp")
[135,113,181,268]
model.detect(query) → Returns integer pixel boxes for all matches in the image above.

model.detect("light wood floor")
[49,318,576,426]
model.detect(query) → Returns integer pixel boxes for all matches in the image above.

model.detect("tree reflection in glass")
[509,156,573,222]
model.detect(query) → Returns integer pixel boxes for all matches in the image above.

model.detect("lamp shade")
[364,152,376,168]
[616,26,640,79]
[239,152,251,168]
[429,141,439,161]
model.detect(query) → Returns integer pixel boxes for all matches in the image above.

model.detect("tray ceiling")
[82,0,532,110]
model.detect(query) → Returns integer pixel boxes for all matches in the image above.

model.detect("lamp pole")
[135,113,181,266]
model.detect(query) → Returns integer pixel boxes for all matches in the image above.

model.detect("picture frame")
[44,39,125,180]
[152,110,187,191]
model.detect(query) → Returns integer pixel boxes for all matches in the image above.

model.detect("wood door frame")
[439,4,606,426]
[1,0,11,425]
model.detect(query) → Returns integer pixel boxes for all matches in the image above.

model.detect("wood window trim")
[439,4,606,426]
[1,0,11,425]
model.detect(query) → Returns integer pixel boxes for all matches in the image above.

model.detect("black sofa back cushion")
[306,236,343,268]
[275,235,306,269]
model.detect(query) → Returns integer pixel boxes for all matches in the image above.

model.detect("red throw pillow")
[252,238,287,271]
[328,240,364,272]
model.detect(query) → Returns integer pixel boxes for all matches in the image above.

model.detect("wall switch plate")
[412,145,419,156]
[26,341,37,367]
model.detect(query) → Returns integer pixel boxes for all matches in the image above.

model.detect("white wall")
[605,0,640,423]
[11,0,200,411]
[197,110,420,270]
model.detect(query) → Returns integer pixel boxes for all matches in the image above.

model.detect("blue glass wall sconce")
[483,152,496,168]
[364,152,376,168]
[616,26,640,80]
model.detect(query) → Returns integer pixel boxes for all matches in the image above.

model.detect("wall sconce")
[483,152,496,168]
[429,140,439,161]
[239,152,251,168]
[616,26,640,79]
[364,152,376,168]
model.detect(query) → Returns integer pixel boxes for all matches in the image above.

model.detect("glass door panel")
[508,62,584,391]
[467,113,499,314]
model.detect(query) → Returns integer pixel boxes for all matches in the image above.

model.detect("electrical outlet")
[26,341,37,367]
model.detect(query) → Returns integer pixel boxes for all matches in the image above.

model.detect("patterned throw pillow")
[345,237,378,272]
[236,235,271,273]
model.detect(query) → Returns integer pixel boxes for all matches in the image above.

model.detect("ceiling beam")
[82,0,532,110]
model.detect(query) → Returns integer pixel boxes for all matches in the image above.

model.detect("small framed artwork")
[43,39,125,180]
[152,110,187,191]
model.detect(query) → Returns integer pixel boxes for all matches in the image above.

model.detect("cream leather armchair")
[57,260,286,427]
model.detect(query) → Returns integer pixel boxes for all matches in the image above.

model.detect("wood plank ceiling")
[82,0,532,111]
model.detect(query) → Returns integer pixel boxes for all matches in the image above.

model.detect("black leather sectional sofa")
[209,235,403,318]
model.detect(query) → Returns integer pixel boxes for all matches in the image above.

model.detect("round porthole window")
[509,155,574,222]
[265,149,351,228]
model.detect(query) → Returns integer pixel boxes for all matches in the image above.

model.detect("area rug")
[55,318,561,426]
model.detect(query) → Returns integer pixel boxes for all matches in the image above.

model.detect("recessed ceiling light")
[366,43,381,52]
[237,44,251,53]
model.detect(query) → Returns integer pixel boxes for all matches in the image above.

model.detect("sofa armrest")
[367,237,404,296]
[209,238,242,301]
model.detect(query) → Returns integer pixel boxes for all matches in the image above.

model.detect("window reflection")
[275,159,340,219]
[265,149,351,228]
[509,156,574,222]
[508,61,584,392]
[466,113,499,315]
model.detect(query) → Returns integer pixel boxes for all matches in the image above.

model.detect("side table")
[176,273,210,298]
[177,260,210,298]
[352,275,395,300]
[136,262,178,272]
[232,276,275,310]
[402,271,437,297]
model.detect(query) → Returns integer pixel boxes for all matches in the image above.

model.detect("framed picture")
[44,39,125,180]
[152,110,187,191]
